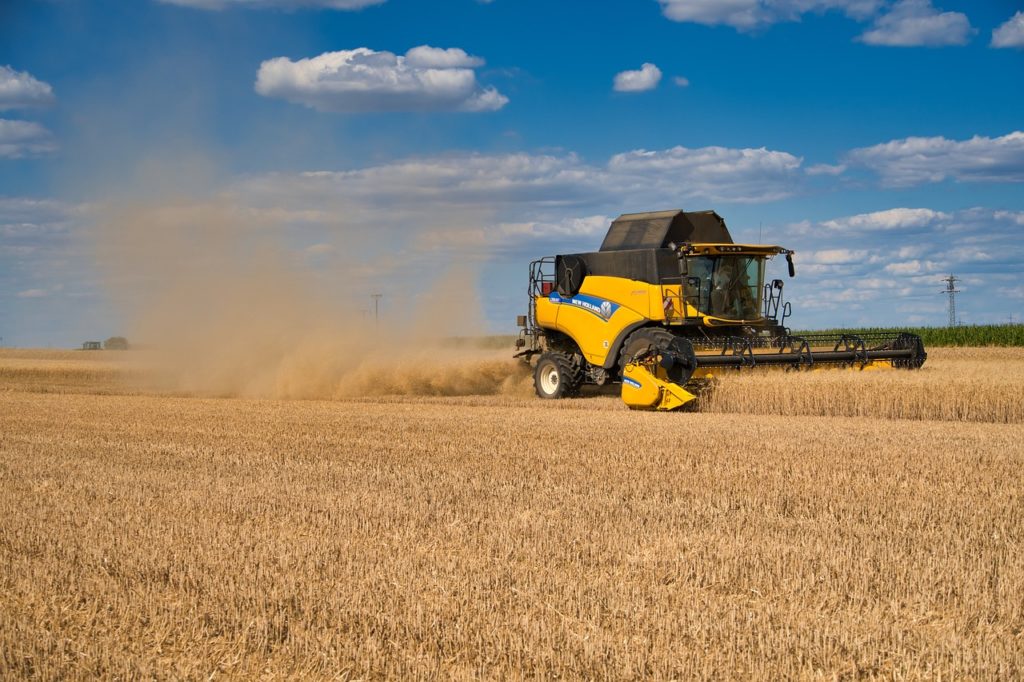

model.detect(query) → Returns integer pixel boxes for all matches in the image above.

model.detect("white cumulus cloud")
[236,144,809,226]
[158,0,385,9]
[609,145,803,202]
[255,46,508,113]
[802,248,871,264]
[404,46,484,69]
[238,153,601,219]
[0,119,58,158]
[857,0,973,46]
[991,11,1024,49]
[657,0,882,31]
[805,162,847,176]
[819,207,951,232]
[847,131,1024,186]
[248,141,806,214]
[883,259,937,275]
[658,0,976,48]
[613,63,662,92]
[227,144,810,275]
[993,210,1024,226]
[416,215,612,255]
[0,66,55,110]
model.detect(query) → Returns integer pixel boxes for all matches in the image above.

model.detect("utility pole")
[940,274,960,328]
[370,294,383,330]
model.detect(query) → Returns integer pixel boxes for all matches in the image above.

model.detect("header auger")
[515,209,927,411]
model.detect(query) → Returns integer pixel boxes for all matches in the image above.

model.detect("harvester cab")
[515,209,926,410]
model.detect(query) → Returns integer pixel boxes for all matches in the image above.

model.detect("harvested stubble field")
[1,348,1022,679]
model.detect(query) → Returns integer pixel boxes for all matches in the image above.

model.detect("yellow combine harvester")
[514,210,926,410]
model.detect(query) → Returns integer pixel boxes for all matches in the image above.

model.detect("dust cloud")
[95,198,533,400]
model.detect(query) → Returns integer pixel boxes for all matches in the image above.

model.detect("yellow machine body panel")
[534,276,655,366]
[533,270,771,367]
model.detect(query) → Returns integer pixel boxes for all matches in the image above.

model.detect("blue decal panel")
[622,377,642,389]
[548,292,620,321]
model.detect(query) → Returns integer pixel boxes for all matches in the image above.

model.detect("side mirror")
[515,338,526,348]
[786,253,796,278]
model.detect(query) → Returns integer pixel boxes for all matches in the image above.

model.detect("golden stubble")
[695,347,1024,423]
[1,361,1022,679]
[5,346,1022,423]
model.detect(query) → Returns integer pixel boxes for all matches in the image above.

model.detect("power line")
[940,274,960,328]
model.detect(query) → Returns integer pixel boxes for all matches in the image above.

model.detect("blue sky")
[1,0,1023,346]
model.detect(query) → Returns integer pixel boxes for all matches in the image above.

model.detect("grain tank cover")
[599,210,733,252]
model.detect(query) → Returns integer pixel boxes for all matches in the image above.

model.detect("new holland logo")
[549,292,620,321]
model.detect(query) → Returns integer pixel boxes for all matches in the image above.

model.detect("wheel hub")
[541,367,559,393]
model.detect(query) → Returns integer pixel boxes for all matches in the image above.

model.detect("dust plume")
[95,197,532,400]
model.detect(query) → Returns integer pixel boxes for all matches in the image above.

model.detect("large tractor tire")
[618,327,696,385]
[533,352,584,399]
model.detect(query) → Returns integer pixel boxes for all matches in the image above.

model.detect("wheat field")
[1,348,1022,678]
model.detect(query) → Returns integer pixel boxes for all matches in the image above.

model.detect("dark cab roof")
[599,210,734,251]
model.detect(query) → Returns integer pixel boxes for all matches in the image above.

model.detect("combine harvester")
[515,210,926,410]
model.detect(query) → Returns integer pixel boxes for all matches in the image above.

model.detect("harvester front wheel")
[533,352,583,399]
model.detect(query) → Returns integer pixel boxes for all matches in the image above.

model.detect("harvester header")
[516,209,926,411]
